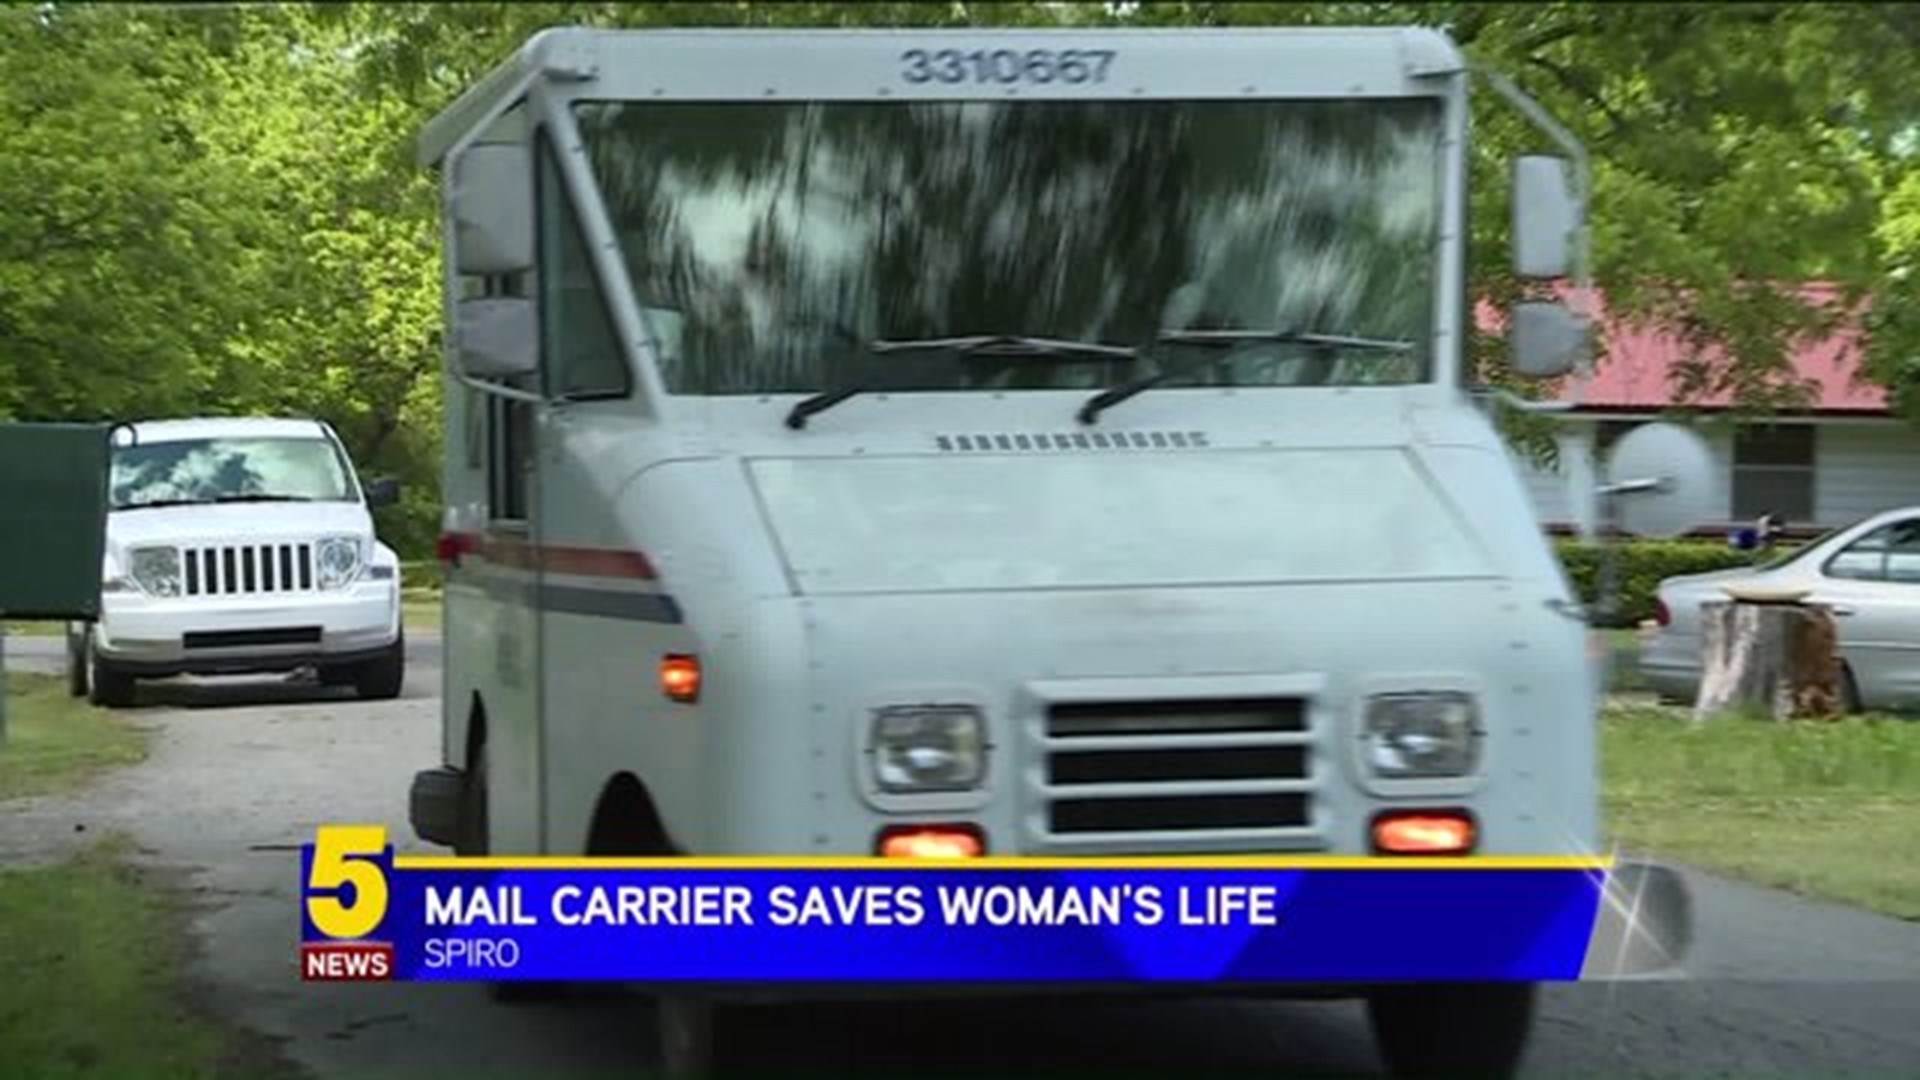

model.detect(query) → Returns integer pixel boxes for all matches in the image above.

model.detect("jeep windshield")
[571,97,1443,395]
[111,437,356,510]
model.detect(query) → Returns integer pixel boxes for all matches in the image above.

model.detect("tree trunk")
[1693,600,1842,721]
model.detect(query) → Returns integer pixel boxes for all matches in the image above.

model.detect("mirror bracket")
[455,372,546,406]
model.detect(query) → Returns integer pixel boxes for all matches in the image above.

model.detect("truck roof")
[114,417,332,445]
[416,24,1465,168]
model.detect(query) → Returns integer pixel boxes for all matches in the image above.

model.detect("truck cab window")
[537,133,630,400]
[487,392,532,522]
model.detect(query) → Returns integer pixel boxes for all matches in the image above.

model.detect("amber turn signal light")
[1371,809,1476,855]
[659,654,701,703]
[876,824,986,859]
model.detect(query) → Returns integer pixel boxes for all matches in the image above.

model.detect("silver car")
[1641,505,1920,712]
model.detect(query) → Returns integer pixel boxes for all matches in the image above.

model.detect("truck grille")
[1031,697,1321,851]
[183,543,316,596]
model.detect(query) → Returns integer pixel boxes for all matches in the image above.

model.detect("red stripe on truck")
[437,531,658,581]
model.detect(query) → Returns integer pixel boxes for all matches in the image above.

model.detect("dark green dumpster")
[0,422,113,743]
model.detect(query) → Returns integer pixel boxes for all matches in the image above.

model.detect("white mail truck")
[407,25,1629,1078]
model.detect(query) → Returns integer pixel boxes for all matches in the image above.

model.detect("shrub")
[1555,538,1770,627]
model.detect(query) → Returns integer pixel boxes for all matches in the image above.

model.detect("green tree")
[0,4,261,421]
[1100,2,1918,428]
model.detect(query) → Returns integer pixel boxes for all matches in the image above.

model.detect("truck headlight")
[316,536,364,590]
[128,547,182,597]
[1362,693,1481,778]
[869,706,987,793]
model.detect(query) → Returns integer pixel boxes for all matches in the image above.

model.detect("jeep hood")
[106,501,372,549]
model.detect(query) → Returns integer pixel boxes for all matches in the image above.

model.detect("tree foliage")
[1,2,1915,558]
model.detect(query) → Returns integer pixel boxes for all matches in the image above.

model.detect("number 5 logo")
[307,825,390,940]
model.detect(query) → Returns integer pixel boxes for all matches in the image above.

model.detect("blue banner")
[298,827,1606,984]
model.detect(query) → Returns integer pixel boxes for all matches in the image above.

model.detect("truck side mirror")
[1510,300,1589,378]
[456,297,541,379]
[451,142,534,276]
[1512,154,1576,279]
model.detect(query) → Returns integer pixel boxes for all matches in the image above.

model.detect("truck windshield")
[111,437,355,510]
[572,97,1443,396]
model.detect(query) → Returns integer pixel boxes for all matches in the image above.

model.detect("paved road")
[2,637,1918,1078]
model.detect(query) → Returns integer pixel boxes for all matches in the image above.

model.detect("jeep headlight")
[1362,693,1481,778]
[316,536,364,590]
[128,546,182,598]
[870,706,987,793]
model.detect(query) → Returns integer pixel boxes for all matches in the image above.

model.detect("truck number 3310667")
[900,48,1117,86]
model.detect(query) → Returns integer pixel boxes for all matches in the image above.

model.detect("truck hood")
[745,447,1500,595]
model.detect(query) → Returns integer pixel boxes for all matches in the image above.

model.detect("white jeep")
[67,417,406,706]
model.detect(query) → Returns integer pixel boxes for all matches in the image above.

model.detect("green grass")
[1603,702,1920,919]
[0,835,293,1080]
[402,589,441,631]
[0,673,146,800]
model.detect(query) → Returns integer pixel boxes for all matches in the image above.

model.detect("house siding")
[1521,418,1920,534]
[1814,422,1920,524]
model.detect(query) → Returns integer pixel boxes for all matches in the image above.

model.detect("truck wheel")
[457,739,563,1004]
[658,995,715,1080]
[87,641,137,709]
[1367,983,1536,1079]
[353,634,406,700]
[67,624,90,698]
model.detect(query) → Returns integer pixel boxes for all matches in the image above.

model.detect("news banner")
[301,826,1612,983]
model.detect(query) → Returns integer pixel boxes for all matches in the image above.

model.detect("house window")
[1593,420,1638,460]
[1731,424,1815,523]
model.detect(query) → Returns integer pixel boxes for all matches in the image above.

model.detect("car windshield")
[572,97,1443,395]
[1756,524,1852,571]
[110,437,355,510]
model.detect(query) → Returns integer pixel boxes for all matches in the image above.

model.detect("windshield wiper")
[1076,371,1184,425]
[1076,328,1416,425]
[785,334,1136,430]
[116,498,210,512]
[114,494,317,511]
[1155,328,1415,352]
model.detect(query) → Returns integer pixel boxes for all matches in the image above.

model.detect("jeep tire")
[67,623,90,698]
[87,637,137,709]
[353,633,405,700]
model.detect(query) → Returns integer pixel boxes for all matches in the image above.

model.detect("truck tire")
[354,634,406,700]
[457,738,563,1004]
[658,995,715,1080]
[1367,983,1536,1079]
[87,640,137,709]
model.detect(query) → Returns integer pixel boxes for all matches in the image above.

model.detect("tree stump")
[1693,599,1842,721]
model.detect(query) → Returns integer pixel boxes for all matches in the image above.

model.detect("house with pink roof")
[1507,292,1920,538]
